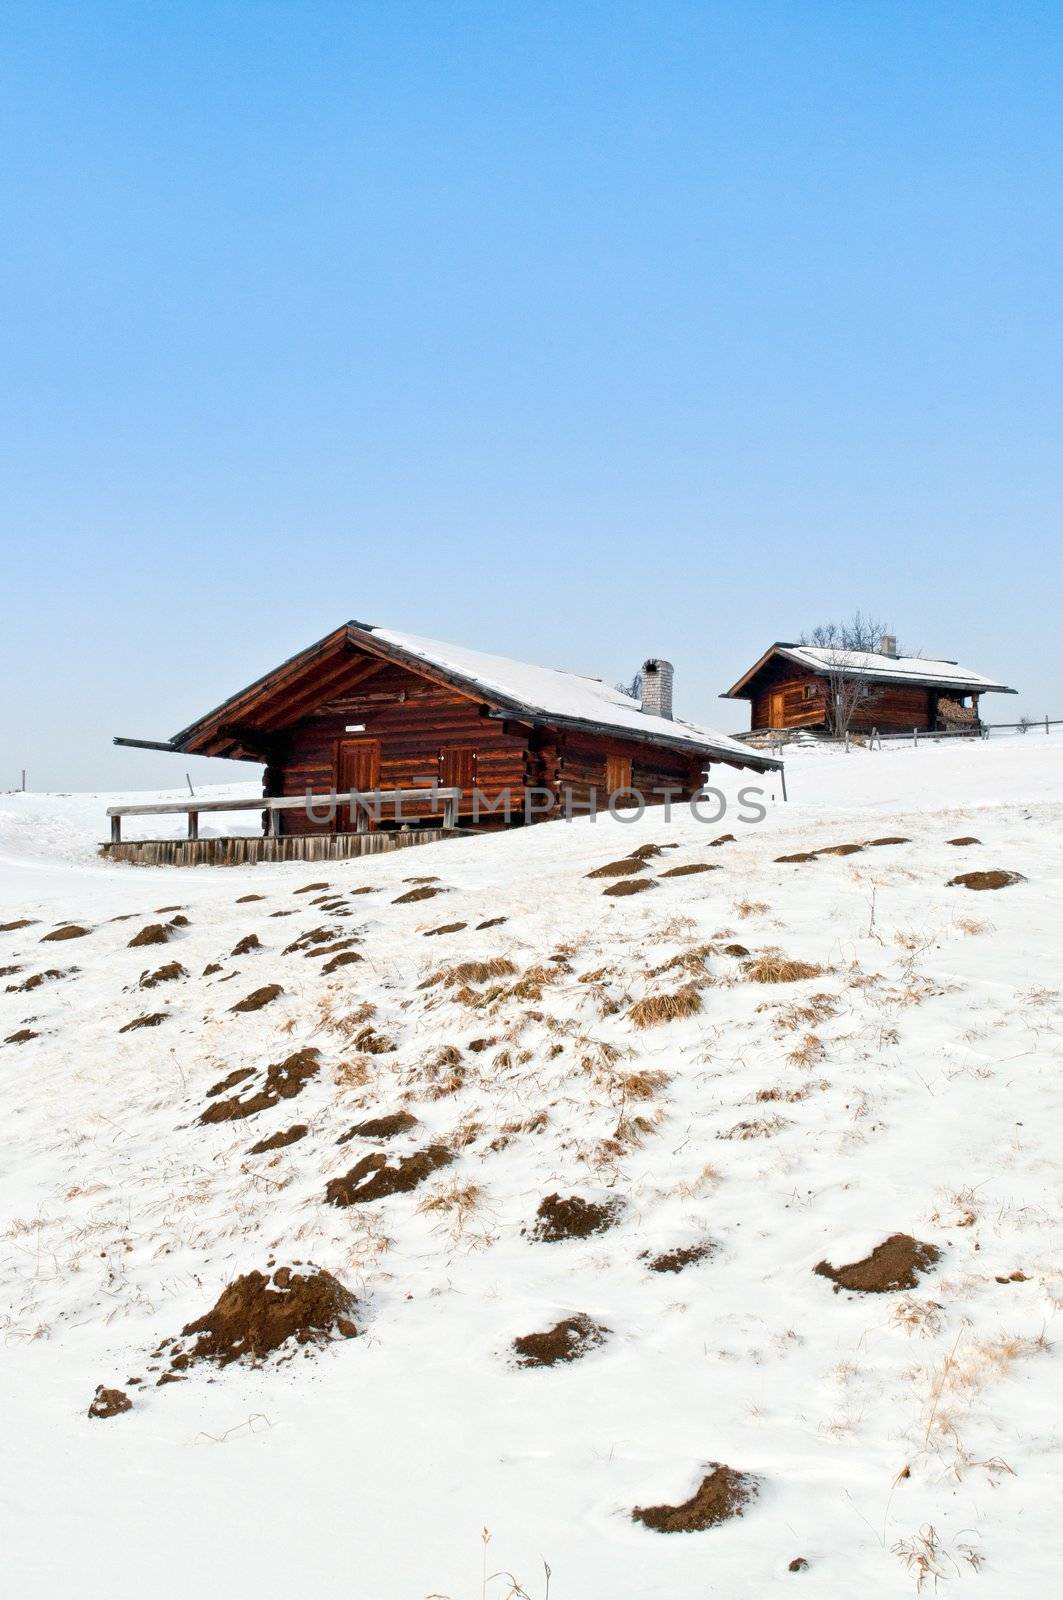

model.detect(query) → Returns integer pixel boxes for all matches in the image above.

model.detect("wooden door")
[337,739,380,831]
[439,747,477,813]
[769,692,785,729]
[606,753,632,795]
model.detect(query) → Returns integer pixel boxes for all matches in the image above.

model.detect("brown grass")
[733,898,769,919]
[743,952,824,984]
[422,957,518,989]
[619,1068,671,1099]
[628,982,703,1028]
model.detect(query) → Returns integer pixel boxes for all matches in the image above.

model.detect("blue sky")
[2,1,1061,789]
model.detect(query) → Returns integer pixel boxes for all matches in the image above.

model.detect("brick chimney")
[640,658,674,719]
[879,634,897,658]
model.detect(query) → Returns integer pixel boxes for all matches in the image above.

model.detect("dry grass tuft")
[422,957,518,990]
[619,1068,671,1100]
[786,1032,827,1069]
[733,898,770,919]
[743,951,824,984]
[628,982,703,1029]
[755,1077,827,1103]
[718,1114,791,1140]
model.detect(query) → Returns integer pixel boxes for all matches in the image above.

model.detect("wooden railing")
[106,788,462,844]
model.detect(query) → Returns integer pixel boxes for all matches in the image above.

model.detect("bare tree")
[799,611,896,738]
[615,671,643,701]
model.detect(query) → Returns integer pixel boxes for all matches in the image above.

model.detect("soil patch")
[322,952,363,975]
[531,1193,624,1242]
[230,983,284,1013]
[248,1124,308,1155]
[338,1110,418,1143]
[775,851,818,863]
[0,965,21,978]
[88,1386,131,1419]
[8,969,64,993]
[1,919,37,933]
[304,937,360,960]
[867,836,911,847]
[476,916,507,929]
[163,1266,358,1370]
[720,942,750,957]
[709,834,735,847]
[231,934,261,956]
[393,885,446,903]
[42,924,90,942]
[128,923,172,948]
[947,836,981,846]
[660,863,721,877]
[424,922,468,936]
[587,857,644,879]
[645,1242,715,1274]
[207,1066,256,1097]
[513,1313,609,1367]
[633,1463,758,1533]
[817,843,864,856]
[5,1028,38,1045]
[325,1144,452,1206]
[294,882,331,894]
[200,1047,320,1123]
[236,894,266,903]
[814,1233,940,1293]
[119,1012,167,1033]
[948,870,1025,891]
[602,877,656,897]
[141,962,187,989]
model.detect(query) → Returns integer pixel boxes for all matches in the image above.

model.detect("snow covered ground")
[2,735,1062,1599]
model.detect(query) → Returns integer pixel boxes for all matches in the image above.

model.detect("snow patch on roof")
[369,626,769,764]
[780,645,1013,693]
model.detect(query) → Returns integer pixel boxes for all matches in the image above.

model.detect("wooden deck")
[100,827,468,868]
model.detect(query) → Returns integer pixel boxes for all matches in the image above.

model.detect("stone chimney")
[879,634,897,658]
[640,658,674,720]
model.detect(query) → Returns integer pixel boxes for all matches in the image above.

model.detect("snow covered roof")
[363,625,780,769]
[724,642,1016,698]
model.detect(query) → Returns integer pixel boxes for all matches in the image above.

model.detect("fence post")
[110,814,121,844]
[1047,716,1050,736]
[913,726,918,747]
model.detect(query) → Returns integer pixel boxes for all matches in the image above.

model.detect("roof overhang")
[722,643,1016,699]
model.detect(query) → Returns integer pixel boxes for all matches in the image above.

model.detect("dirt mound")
[140,962,186,989]
[322,952,363,975]
[127,923,173,948]
[814,1233,940,1293]
[8,969,64,993]
[947,836,981,846]
[513,1313,609,1367]
[207,1066,256,1096]
[294,881,331,894]
[304,936,361,961]
[326,1144,452,1206]
[163,1266,358,1371]
[393,885,446,903]
[775,851,817,864]
[720,942,750,957]
[1,919,38,932]
[867,836,911,846]
[236,894,266,903]
[42,924,91,942]
[230,983,284,1013]
[660,863,721,877]
[645,1242,715,1274]
[476,916,508,929]
[817,843,864,856]
[587,857,644,878]
[423,922,468,936]
[248,1124,308,1154]
[337,1110,418,1143]
[948,870,1025,891]
[602,877,656,897]
[633,1463,758,1532]
[119,1012,167,1033]
[230,933,261,956]
[531,1193,624,1242]
[200,1048,320,1123]
[88,1386,131,1419]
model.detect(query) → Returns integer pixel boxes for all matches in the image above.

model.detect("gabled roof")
[165,621,781,771]
[723,642,1016,699]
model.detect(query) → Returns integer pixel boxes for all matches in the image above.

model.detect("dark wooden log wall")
[269,660,528,834]
[548,731,706,814]
[747,659,933,733]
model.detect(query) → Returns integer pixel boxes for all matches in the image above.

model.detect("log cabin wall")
[554,731,705,813]
[849,682,932,732]
[746,659,933,733]
[267,660,528,833]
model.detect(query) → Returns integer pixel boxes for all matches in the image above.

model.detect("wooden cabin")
[111,621,780,863]
[722,638,1016,735]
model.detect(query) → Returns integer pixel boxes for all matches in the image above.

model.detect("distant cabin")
[113,622,779,861]
[723,636,1016,735]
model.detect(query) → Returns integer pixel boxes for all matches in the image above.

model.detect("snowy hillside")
[2,736,1062,1599]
